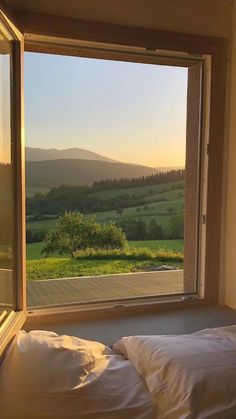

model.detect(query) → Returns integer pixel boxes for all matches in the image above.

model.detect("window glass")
[0,28,13,313]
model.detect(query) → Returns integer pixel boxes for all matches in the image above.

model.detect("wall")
[222,0,236,309]
[8,0,233,39]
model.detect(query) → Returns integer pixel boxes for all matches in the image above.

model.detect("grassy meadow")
[26,178,184,281]
[26,239,183,280]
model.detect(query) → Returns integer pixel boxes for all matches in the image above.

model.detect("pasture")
[26,179,184,281]
[26,239,183,281]
[26,180,184,233]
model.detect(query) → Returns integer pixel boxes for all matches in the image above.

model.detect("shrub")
[42,211,127,257]
[99,222,127,250]
[74,247,183,263]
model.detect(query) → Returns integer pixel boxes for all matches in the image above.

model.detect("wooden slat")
[27,271,184,308]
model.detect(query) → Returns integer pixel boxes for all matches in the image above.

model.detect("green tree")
[100,222,127,250]
[148,219,164,239]
[42,211,127,257]
[168,214,184,239]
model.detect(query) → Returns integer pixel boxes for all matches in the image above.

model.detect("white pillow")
[0,330,156,419]
[114,333,236,418]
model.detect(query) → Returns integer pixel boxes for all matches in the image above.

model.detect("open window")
[23,37,210,311]
[0,6,226,335]
[0,10,25,355]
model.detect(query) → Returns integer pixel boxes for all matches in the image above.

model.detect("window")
[24,41,208,310]
[0,6,227,354]
[0,23,13,314]
[0,10,25,356]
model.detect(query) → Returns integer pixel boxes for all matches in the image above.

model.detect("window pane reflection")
[0,28,13,311]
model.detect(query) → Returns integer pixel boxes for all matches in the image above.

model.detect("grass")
[27,257,183,281]
[27,218,58,232]
[27,257,175,281]
[91,180,184,200]
[26,239,183,281]
[129,239,183,252]
[75,247,183,262]
[26,179,185,281]
[27,239,184,260]
[26,198,183,234]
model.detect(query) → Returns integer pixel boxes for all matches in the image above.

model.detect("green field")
[129,240,183,252]
[26,239,183,281]
[26,180,184,233]
[27,186,50,198]
[27,239,183,260]
[26,179,184,281]
[27,218,58,232]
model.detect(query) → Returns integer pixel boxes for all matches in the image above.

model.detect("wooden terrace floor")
[26,270,184,308]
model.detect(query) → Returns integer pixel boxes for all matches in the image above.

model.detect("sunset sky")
[25,52,187,168]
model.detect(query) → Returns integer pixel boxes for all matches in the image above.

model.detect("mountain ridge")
[26,159,156,191]
[26,146,118,163]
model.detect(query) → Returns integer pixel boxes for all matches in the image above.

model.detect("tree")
[148,219,164,240]
[168,214,184,239]
[119,218,147,240]
[42,211,127,257]
[100,222,127,250]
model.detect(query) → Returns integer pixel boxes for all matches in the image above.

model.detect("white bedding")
[2,326,236,419]
[114,325,236,419]
[0,330,156,419]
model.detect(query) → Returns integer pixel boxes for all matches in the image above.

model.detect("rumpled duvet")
[114,325,236,419]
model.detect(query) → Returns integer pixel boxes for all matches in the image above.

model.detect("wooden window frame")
[0,9,26,357]
[0,10,227,321]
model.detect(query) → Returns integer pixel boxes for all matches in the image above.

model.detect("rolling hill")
[26,147,117,162]
[26,159,156,191]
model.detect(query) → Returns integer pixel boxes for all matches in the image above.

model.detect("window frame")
[0,9,26,357]
[24,37,212,315]
[1,12,227,321]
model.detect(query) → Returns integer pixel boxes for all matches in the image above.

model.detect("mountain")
[26,159,156,191]
[26,147,117,163]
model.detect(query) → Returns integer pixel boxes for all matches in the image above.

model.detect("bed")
[1,326,236,418]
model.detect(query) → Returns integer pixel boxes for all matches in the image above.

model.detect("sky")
[25,52,187,168]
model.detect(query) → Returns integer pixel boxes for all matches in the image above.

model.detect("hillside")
[26,159,156,191]
[26,179,184,243]
[26,147,117,162]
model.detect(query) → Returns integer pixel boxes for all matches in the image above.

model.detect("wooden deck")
[27,270,184,308]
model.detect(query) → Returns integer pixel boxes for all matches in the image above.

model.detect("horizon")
[25,52,187,168]
[25,145,185,169]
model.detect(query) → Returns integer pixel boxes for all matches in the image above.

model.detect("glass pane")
[0,28,13,312]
